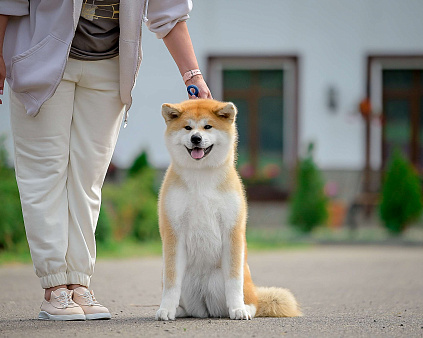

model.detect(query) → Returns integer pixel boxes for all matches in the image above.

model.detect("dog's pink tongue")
[191,148,205,159]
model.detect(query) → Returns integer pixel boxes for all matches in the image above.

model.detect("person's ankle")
[67,284,85,291]
[44,285,67,301]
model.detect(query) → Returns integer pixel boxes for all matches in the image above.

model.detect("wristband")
[183,69,202,83]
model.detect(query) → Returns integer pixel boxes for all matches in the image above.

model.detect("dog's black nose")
[191,134,202,145]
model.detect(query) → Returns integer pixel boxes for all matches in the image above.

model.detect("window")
[382,70,423,169]
[367,56,423,177]
[208,56,299,199]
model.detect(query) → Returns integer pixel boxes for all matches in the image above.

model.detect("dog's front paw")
[229,307,252,320]
[156,308,176,321]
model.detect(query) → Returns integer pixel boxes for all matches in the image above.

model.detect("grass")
[0,241,32,265]
[0,231,308,265]
[96,239,162,260]
[0,239,163,266]
[246,228,310,251]
[1,225,422,266]
[246,223,423,250]
[0,236,306,266]
[310,223,423,244]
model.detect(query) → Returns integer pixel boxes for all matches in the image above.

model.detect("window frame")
[207,55,300,183]
[367,55,423,170]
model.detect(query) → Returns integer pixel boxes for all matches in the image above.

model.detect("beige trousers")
[10,57,125,289]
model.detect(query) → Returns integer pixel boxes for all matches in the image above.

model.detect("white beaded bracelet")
[183,69,202,83]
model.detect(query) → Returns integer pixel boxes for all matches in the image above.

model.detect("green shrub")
[0,135,8,169]
[0,135,25,250]
[96,205,113,244]
[102,168,159,242]
[379,150,423,235]
[0,172,25,250]
[289,143,328,232]
[128,151,151,178]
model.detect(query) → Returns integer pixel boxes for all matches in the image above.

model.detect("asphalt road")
[1,245,422,337]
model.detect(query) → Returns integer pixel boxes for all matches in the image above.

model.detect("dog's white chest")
[165,185,240,267]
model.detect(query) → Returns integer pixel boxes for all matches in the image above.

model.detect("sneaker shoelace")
[54,291,75,309]
[82,291,101,306]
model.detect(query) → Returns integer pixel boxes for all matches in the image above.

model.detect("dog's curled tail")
[255,287,302,317]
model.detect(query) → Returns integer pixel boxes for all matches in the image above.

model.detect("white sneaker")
[72,287,111,320]
[39,288,86,321]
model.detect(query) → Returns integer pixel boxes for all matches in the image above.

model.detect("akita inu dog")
[156,99,301,320]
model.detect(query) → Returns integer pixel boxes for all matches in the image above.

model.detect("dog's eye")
[204,125,213,130]
[184,126,192,130]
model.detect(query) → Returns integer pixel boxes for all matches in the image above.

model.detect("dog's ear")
[214,102,237,122]
[162,104,182,123]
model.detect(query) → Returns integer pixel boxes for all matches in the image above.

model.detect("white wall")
[1,0,423,169]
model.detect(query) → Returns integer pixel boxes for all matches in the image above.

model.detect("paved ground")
[0,245,422,337]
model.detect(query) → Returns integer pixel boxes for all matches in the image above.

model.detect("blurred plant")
[324,181,339,199]
[379,150,423,235]
[0,135,25,250]
[0,134,7,170]
[96,205,113,245]
[239,162,281,185]
[128,150,150,178]
[239,163,255,179]
[102,150,159,242]
[289,143,328,232]
[102,169,159,241]
[262,163,280,179]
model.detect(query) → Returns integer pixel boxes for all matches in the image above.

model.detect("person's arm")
[163,21,212,99]
[0,15,9,104]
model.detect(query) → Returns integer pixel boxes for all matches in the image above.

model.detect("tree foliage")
[0,135,25,250]
[101,150,159,242]
[289,144,328,232]
[379,150,423,235]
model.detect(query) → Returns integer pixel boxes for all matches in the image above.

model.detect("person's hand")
[185,74,212,99]
[0,55,5,104]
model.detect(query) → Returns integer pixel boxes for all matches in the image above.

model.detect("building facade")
[1,0,422,200]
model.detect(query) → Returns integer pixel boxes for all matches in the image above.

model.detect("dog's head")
[162,99,237,169]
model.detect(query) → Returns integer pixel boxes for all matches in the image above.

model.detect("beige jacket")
[1,0,192,118]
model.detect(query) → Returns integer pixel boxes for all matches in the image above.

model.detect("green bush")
[102,167,159,242]
[289,143,328,232]
[128,151,151,178]
[0,172,25,250]
[96,205,113,244]
[379,150,423,235]
[0,135,25,250]
[0,135,8,169]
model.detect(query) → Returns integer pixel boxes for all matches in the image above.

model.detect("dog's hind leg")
[243,263,258,318]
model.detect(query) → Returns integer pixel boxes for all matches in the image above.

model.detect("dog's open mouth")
[186,145,213,160]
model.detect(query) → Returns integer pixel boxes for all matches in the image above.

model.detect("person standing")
[0,0,211,321]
